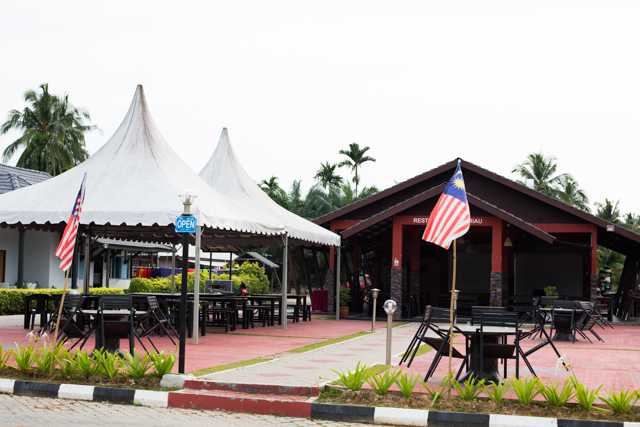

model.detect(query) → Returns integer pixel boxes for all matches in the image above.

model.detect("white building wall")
[0,228,19,285]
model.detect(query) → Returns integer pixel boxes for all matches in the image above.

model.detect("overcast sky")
[1,1,638,216]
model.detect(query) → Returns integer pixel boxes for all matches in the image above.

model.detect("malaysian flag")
[55,173,87,271]
[422,161,470,249]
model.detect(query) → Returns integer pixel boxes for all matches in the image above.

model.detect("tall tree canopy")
[338,142,376,198]
[595,199,621,224]
[512,152,571,198]
[513,152,590,213]
[1,83,98,176]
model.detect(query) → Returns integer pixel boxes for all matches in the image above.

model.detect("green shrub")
[129,271,211,294]
[367,367,402,396]
[0,288,124,315]
[128,262,269,295]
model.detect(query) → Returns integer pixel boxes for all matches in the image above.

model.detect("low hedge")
[128,262,269,295]
[0,288,124,316]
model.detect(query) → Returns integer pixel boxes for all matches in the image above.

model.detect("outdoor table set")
[539,299,612,343]
[36,294,176,356]
[400,303,566,384]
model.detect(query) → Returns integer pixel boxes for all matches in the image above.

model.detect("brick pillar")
[590,274,598,302]
[326,269,335,312]
[390,268,403,320]
[490,271,504,307]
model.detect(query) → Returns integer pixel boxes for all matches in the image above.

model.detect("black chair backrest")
[471,306,505,325]
[101,294,133,310]
[575,301,593,311]
[147,296,160,311]
[532,297,541,306]
[429,307,455,324]
[422,305,432,322]
[63,294,82,308]
[553,300,575,310]
[479,311,518,328]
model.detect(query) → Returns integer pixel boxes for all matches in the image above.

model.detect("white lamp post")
[371,288,380,332]
[383,299,397,365]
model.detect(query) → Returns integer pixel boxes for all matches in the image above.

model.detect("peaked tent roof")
[198,128,340,246]
[0,86,287,245]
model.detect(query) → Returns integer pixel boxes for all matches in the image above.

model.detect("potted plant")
[339,286,352,319]
[542,286,559,308]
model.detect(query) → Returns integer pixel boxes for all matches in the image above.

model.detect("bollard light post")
[371,288,380,332]
[383,299,397,365]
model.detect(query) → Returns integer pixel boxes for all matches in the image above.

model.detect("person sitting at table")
[240,283,250,296]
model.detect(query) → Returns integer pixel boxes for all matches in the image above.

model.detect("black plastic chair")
[518,297,548,340]
[28,294,50,329]
[404,307,469,382]
[583,301,613,329]
[135,296,178,352]
[574,301,605,343]
[477,311,520,379]
[471,306,505,325]
[550,300,577,343]
[400,305,433,366]
[99,294,135,354]
[40,294,95,352]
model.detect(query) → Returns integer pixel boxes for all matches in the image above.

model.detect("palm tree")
[622,213,640,233]
[314,162,343,212]
[557,177,590,213]
[259,176,288,208]
[512,152,571,197]
[595,199,621,224]
[340,182,379,206]
[338,143,376,198]
[314,162,343,189]
[1,83,97,175]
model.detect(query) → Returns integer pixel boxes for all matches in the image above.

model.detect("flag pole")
[447,238,457,397]
[51,267,70,374]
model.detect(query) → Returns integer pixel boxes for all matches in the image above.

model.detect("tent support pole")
[336,245,341,321]
[84,232,91,294]
[281,234,289,329]
[193,226,201,344]
[209,252,212,279]
[171,243,176,294]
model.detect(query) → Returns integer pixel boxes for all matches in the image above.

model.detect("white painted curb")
[0,379,15,394]
[58,384,94,401]
[134,390,169,408]
[374,407,428,426]
[489,414,556,427]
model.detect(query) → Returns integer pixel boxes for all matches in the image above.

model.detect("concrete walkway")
[201,323,420,386]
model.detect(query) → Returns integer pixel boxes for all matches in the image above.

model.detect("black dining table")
[82,309,146,356]
[450,323,520,384]
[257,294,309,323]
[539,307,585,341]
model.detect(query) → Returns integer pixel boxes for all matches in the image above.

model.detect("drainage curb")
[0,378,637,426]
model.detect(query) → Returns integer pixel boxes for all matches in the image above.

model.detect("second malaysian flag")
[54,173,87,271]
[422,161,470,249]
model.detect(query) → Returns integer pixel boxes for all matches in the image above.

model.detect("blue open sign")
[175,215,197,233]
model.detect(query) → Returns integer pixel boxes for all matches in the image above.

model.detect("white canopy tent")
[199,128,341,327]
[0,86,287,242]
[0,86,293,344]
